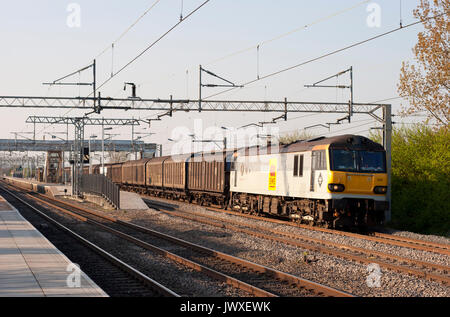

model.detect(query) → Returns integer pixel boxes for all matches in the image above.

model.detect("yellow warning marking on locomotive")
[268,158,277,191]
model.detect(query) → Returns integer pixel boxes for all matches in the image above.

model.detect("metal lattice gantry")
[0,139,157,152]
[25,116,140,126]
[26,116,141,196]
[0,96,393,220]
[1,95,387,115]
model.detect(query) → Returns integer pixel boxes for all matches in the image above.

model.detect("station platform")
[3,176,148,211]
[0,195,107,297]
[119,191,149,210]
[2,177,71,198]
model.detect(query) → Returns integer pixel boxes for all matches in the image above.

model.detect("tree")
[277,130,317,144]
[398,0,449,127]
[107,151,129,163]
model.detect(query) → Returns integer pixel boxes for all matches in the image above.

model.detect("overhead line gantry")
[25,116,141,197]
[0,95,392,221]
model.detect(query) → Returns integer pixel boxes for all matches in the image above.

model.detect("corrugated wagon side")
[186,151,230,207]
[145,157,166,194]
[162,154,191,199]
[106,163,123,184]
[122,159,150,192]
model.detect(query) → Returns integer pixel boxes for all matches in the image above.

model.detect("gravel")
[147,197,450,267]
[23,196,250,297]
[383,227,450,245]
[64,196,450,297]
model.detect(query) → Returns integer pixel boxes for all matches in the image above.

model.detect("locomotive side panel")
[231,151,317,199]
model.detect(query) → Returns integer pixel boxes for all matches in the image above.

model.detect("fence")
[80,174,120,209]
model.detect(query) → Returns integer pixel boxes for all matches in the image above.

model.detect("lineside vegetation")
[371,125,449,236]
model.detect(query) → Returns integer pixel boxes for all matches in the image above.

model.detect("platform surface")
[3,177,71,197]
[120,191,149,210]
[0,195,107,297]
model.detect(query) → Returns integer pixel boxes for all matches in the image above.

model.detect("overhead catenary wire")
[133,0,394,128]
[400,0,403,28]
[204,12,447,100]
[34,4,442,141]
[91,0,211,97]
[37,0,161,135]
[369,96,404,103]
[111,43,115,78]
[98,0,213,124]
[321,119,375,136]
[36,0,210,138]
[269,117,375,141]
[367,96,431,118]
[204,0,371,66]
[34,0,163,137]
[136,0,372,93]
[180,0,184,21]
[155,118,379,156]
[95,0,162,60]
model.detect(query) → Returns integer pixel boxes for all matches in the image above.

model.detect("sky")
[0,0,426,156]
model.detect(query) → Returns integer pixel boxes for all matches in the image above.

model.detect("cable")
[204,12,447,100]
[95,0,162,60]
[287,113,323,122]
[322,119,375,136]
[205,0,371,66]
[111,43,115,78]
[394,122,435,126]
[35,0,163,137]
[137,0,371,90]
[36,1,210,138]
[91,0,211,97]
[369,96,403,103]
[400,0,403,28]
[180,0,184,21]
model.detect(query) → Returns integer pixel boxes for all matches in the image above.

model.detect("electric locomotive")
[90,134,388,229]
[229,135,388,228]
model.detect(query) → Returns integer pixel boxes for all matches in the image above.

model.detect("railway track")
[208,208,450,256]
[143,198,450,286]
[1,182,353,298]
[142,195,450,257]
[0,186,179,297]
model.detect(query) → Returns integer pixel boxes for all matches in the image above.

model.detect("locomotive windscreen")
[330,150,386,173]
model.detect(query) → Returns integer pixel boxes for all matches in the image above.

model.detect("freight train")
[66,135,389,229]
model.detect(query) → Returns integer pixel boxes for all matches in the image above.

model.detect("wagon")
[122,159,151,188]
[186,151,231,206]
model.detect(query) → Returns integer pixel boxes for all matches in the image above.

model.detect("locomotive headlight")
[328,184,345,192]
[374,186,388,194]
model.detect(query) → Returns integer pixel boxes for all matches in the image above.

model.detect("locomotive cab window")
[312,150,326,170]
[330,149,386,173]
[293,155,304,177]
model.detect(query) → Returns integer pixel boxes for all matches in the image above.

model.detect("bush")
[372,126,450,236]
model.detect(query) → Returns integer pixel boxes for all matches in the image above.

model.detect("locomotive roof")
[234,135,384,157]
[280,134,385,153]
[118,135,384,165]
